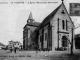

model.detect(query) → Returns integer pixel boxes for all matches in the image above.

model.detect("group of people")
[10,47,17,53]
[9,46,23,53]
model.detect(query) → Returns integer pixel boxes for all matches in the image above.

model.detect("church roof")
[31,5,61,36]
[30,3,62,34]
[27,22,40,27]
[36,3,61,30]
[23,22,40,29]
[36,1,74,30]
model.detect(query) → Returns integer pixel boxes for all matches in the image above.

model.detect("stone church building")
[23,0,75,51]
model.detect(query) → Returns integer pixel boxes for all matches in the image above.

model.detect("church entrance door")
[62,36,68,50]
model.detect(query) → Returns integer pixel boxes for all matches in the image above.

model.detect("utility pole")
[57,18,59,49]
[71,27,73,55]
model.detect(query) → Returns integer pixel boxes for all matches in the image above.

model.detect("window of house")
[45,33,47,41]
[66,20,68,31]
[62,20,65,29]
[40,35,42,42]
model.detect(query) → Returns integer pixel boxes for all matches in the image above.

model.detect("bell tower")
[27,12,35,23]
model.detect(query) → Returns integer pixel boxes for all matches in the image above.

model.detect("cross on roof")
[61,0,64,2]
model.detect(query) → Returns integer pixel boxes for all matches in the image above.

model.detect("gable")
[38,2,74,31]
[52,2,74,28]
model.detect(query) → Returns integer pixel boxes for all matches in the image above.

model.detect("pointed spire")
[27,12,35,23]
[61,0,64,3]
[28,12,34,20]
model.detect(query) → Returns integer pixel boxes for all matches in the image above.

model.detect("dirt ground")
[0,49,80,60]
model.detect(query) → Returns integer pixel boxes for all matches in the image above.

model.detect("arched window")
[62,36,68,47]
[62,20,65,29]
[66,20,68,31]
[45,33,47,41]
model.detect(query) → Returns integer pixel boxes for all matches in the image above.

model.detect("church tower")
[23,12,40,50]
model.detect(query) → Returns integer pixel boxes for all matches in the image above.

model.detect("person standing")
[21,45,23,52]
[10,47,13,52]
[35,44,38,53]
[14,43,17,53]
[14,47,17,53]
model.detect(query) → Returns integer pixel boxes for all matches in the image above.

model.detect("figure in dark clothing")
[14,47,17,53]
[10,47,13,52]
[21,46,23,52]
[35,45,38,53]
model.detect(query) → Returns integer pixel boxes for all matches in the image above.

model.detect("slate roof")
[27,22,40,27]
[38,5,61,29]
[23,22,40,29]
[31,4,61,35]
[34,2,74,31]
[31,2,64,36]
[30,4,61,36]
[32,3,62,32]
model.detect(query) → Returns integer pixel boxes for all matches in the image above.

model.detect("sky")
[0,0,80,45]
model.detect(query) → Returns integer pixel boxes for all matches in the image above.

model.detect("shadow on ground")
[50,54,80,60]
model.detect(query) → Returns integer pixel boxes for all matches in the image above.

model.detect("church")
[23,0,75,52]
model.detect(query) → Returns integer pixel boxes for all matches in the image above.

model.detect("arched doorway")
[62,36,68,47]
